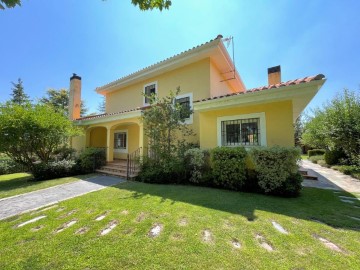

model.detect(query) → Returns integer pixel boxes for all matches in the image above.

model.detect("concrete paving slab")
[0,175,125,221]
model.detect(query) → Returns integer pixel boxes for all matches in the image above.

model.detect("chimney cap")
[216,34,223,39]
[70,73,81,81]
[268,65,281,74]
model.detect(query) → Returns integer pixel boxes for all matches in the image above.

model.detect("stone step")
[96,169,138,179]
[299,170,318,180]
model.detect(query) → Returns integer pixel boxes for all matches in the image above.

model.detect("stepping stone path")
[136,212,147,222]
[95,211,109,221]
[313,234,344,253]
[255,234,274,251]
[32,205,58,214]
[55,219,77,233]
[100,220,118,236]
[75,227,90,235]
[121,210,129,215]
[340,199,355,204]
[56,207,65,212]
[202,229,213,243]
[338,196,360,201]
[16,215,46,228]
[348,216,360,222]
[272,221,289,234]
[31,225,44,232]
[179,217,188,226]
[148,224,163,238]
[58,209,77,219]
[231,239,241,249]
[354,206,360,209]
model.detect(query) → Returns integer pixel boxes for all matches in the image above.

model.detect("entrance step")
[299,170,318,180]
[96,160,140,179]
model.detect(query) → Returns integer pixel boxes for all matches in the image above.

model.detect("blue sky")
[1,0,359,114]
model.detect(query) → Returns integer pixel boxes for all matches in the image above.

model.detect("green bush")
[77,148,106,173]
[32,159,76,181]
[324,149,345,165]
[331,165,360,176]
[250,146,301,194]
[0,159,26,175]
[184,148,211,184]
[136,156,185,184]
[308,155,324,164]
[210,147,247,190]
[317,159,330,168]
[308,149,326,157]
[270,172,303,197]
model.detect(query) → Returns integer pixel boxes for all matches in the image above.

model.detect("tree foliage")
[10,78,30,105]
[40,88,88,117]
[142,87,194,162]
[294,113,304,147]
[1,0,172,10]
[302,89,360,165]
[98,96,106,113]
[0,103,81,170]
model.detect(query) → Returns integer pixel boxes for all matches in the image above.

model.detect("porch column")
[106,127,114,162]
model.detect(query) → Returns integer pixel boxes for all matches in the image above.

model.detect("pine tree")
[98,96,106,113]
[10,78,30,105]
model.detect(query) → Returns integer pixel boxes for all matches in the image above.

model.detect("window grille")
[221,118,260,146]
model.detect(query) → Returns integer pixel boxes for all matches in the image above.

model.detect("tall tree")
[40,88,88,117]
[10,78,30,105]
[98,96,106,113]
[294,113,304,147]
[1,0,172,10]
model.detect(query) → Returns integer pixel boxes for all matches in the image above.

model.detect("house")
[69,35,325,176]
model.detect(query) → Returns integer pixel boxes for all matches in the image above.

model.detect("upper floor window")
[144,82,157,105]
[175,93,193,124]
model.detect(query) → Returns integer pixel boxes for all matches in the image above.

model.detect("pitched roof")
[76,74,325,122]
[95,35,225,93]
[193,74,325,103]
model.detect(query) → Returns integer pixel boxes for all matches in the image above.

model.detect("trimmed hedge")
[324,150,345,166]
[0,159,26,175]
[32,160,77,181]
[250,146,301,195]
[308,149,325,157]
[211,147,247,190]
[309,155,324,164]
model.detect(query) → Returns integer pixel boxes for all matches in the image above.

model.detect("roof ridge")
[96,35,223,92]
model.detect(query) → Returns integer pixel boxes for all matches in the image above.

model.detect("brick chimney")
[268,65,281,85]
[69,73,81,120]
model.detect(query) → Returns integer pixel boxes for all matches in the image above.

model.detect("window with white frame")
[175,93,193,123]
[114,131,127,152]
[144,82,157,105]
[217,113,267,147]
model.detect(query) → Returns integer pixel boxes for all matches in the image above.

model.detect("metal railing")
[127,147,142,179]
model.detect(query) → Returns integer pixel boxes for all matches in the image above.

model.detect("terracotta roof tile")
[193,74,325,103]
[76,73,325,122]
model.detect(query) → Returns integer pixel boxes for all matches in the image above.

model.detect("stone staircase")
[299,169,318,180]
[96,159,140,179]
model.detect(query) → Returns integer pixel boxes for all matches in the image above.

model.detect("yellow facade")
[199,100,294,149]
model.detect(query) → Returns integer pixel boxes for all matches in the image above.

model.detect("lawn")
[0,173,95,199]
[0,181,359,269]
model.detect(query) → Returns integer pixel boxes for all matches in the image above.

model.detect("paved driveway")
[0,175,125,220]
[301,160,360,193]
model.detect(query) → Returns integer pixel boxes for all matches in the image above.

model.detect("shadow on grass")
[112,180,360,232]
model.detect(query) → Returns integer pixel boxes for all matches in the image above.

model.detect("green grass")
[0,182,359,269]
[301,154,308,160]
[0,173,95,199]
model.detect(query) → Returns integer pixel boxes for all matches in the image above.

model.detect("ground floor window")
[217,113,266,147]
[114,131,127,152]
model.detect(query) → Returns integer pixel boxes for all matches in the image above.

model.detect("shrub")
[184,148,211,184]
[210,147,247,190]
[317,159,330,168]
[270,172,303,197]
[0,159,26,175]
[308,149,326,157]
[308,155,324,164]
[53,146,76,160]
[32,159,76,181]
[136,156,185,184]
[324,149,345,165]
[250,146,301,194]
[77,148,106,173]
[331,165,360,176]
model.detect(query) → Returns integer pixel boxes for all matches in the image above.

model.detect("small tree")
[98,96,106,113]
[0,103,81,171]
[40,88,88,117]
[294,113,304,148]
[142,87,194,161]
[10,78,30,105]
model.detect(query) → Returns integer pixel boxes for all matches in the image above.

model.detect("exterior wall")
[106,58,211,113]
[210,60,235,97]
[71,134,86,153]
[89,127,107,147]
[198,100,294,149]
